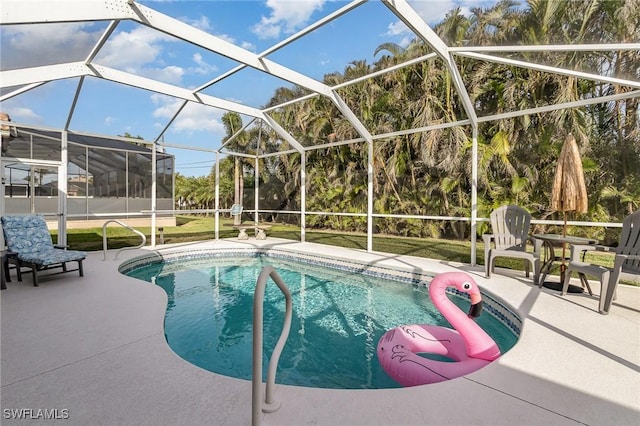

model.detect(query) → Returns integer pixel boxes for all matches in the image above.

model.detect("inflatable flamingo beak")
[468,292,483,318]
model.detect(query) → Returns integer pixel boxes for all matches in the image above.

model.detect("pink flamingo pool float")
[376,271,501,386]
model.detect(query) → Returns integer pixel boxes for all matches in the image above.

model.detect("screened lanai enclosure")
[1,0,639,260]
[0,124,175,228]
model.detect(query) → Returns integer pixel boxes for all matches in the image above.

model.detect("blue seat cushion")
[18,248,86,267]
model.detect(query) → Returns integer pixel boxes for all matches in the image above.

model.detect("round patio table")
[533,233,598,293]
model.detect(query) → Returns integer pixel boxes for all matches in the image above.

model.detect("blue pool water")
[124,253,518,389]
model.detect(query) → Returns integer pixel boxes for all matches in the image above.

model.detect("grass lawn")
[57,214,632,284]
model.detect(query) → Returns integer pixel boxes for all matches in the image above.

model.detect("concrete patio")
[1,238,639,425]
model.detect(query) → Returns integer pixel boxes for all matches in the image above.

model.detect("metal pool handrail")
[102,219,147,260]
[252,266,293,426]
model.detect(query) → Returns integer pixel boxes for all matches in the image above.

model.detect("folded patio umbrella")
[551,133,588,274]
[551,133,588,233]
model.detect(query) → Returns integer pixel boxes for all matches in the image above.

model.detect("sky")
[0,0,505,176]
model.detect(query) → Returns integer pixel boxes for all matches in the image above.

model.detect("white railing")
[252,266,293,426]
[102,219,147,260]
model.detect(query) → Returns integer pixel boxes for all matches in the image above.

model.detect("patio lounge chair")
[483,205,542,285]
[1,215,86,286]
[562,210,640,314]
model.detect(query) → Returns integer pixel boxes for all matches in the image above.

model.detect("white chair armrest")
[482,234,494,247]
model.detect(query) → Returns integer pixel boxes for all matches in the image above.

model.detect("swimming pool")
[121,248,520,389]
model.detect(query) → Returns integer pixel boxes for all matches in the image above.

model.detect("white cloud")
[3,106,41,123]
[216,32,238,45]
[151,94,182,119]
[191,53,218,75]
[408,0,460,25]
[151,94,225,134]
[397,36,414,49]
[241,41,257,52]
[184,15,214,32]
[384,0,456,42]
[104,116,117,126]
[95,26,194,85]
[252,0,326,39]
[97,26,170,69]
[0,23,100,69]
[171,105,225,134]
[252,16,282,40]
[182,13,255,53]
[386,20,410,37]
[384,21,414,48]
[145,65,185,84]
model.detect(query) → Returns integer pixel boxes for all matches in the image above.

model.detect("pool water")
[125,255,518,389]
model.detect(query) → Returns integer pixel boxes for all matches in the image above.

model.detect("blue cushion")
[1,215,86,265]
[18,248,86,267]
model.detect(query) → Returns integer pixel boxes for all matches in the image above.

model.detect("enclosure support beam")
[367,139,374,252]
[58,131,69,247]
[0,134,4,247]
[214,152,220,240]
[470,126,479,266]
[301,152,306,243]
[255,156,259,225]
[328,91,375,252]
[65,77,84,131]
[151,144,157,247]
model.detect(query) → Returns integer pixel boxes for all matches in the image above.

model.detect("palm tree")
[221,112,249,225]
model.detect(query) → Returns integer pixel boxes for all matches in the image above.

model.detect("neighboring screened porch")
[1,123,175,234]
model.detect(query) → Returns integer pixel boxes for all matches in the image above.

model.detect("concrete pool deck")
[1,238,639,425]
